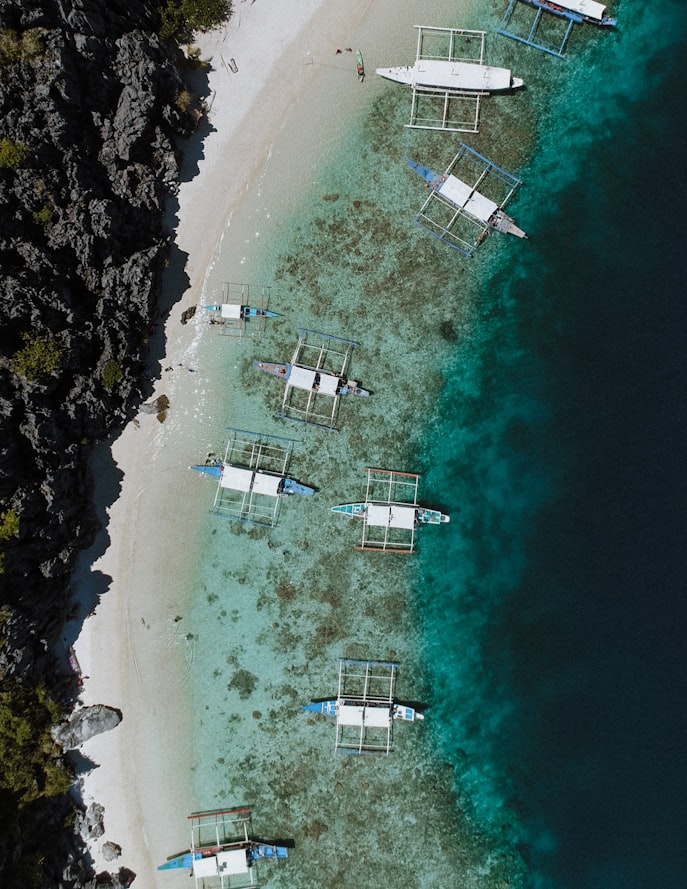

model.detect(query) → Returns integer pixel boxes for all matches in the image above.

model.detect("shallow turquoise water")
[179,1,687,887]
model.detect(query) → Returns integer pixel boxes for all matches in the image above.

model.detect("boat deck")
[336,660,397,755]
[383,27,510,133]
[259,329,365,431]
[205,282,274,338]
[159,806,289,888]
[333,468,447,553]
[410,143,524,257]
[202,429,301,527]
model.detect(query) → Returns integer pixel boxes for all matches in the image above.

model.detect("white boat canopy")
[559,0,607,21]
[287,365,340,396]
[438,175,499,223]
[337,704,391,728]
[287,365,317,391]
[220,303,243,319]
[366,503,417,530]
[193,849,249,879]
[414,59,512,92]
[220,466,281,497]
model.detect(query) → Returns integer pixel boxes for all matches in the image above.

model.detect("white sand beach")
[73,1,374,882]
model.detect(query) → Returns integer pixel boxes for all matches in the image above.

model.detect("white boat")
[303,660,425,756]
[332,468,450,554]
[376,27,524,133]
[376,59,524,93]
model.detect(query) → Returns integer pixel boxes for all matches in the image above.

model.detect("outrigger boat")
[191,429,314,528]
[409,143,525,257]
[376,28,523,133]
[303,660,424,755]
[332,468,449,554]
[158,806,290,887]
[497,0,616,57]
[356,48,365,81]
[202,282,280,338]
[203,304,281,321]
[254,329,369,431]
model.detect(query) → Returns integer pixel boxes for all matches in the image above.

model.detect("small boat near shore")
[158,806,290,887]
[376,27,523,133]
[356,48,365,81]
[303,660,424,755]
[203,282,280,338]
[254,329,369,431]
[203,303,281,322]
[192,429,314,527]
[332,502,449,525]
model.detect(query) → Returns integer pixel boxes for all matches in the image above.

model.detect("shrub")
[182,0,232,31]
[0,28,45,66]
[32,204,52,225]
[175,88,191,112]
[11,334,62,380]
[0,680,71,806]
[101,359,123,391]
[0,509,19,542]
[158,0,232,42]
[0,138,31,169]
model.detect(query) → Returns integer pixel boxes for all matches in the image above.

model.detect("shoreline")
[73,1,375,882]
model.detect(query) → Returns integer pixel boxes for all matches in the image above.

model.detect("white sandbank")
[73,1,373,883]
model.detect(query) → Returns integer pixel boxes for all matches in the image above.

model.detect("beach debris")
[51,704,122,750]
[180,305,196,324]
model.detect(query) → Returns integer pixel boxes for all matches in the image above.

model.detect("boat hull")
[281,478,315,497]
[202,304,281,319]
[416,508,450,525]
[376,60,523,93]
[331,503,367,518]
[254,360,290,380]
[304,699,423,721]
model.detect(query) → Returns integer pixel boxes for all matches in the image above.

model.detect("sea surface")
[174,2,687,888]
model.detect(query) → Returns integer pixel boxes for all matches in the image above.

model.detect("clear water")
[177,2,687,888]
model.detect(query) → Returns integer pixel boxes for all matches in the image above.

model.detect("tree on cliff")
[159,0,233,41]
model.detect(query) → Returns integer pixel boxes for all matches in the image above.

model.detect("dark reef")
[0,1,210,885]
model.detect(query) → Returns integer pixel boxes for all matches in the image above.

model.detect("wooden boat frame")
[334,659,398,755]
[405,27,490,133]
[277,329,360,431]
[496,0,616,57]
[207,429,297,528]
[412,142,522,257]
[207,282,274,338]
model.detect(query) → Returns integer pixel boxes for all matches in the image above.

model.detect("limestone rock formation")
[52,704,122,750]
[0,0,213,887]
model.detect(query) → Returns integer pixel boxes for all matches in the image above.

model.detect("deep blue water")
[419,5,687,887]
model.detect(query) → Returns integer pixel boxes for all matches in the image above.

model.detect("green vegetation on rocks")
[0,28,45,67]
[10,334,62,380]
[159,0,233,42]
[0,138,31,169]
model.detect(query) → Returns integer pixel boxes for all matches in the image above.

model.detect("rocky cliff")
[0,1,208,885]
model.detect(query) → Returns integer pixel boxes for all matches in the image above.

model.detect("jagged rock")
[140,393,169,415]
[77,801,105,841]
[102,841,122,862]
[52,705,122,750]
[95,867,136,888]
[0,0,217,886]
[180,305,196,324]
